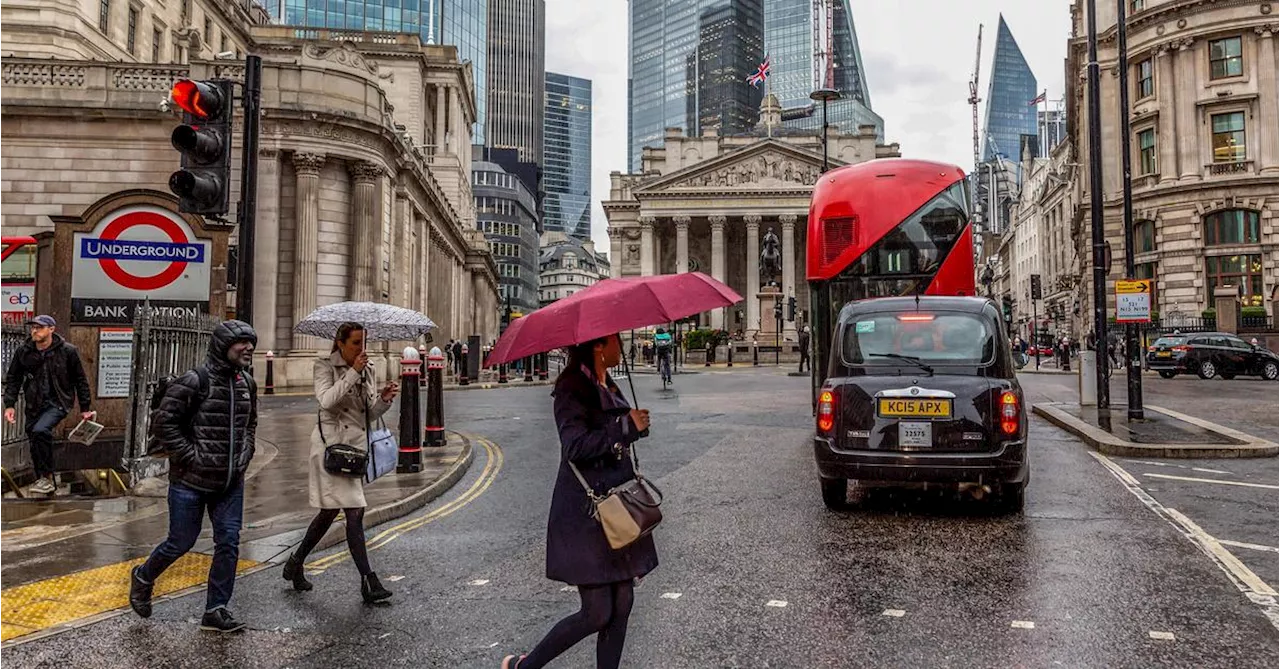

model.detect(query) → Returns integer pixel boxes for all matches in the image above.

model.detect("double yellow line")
[305,438,504,573]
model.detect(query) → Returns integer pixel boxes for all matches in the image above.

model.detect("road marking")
[468,579,490,586]
[765,600,788,608]
[560,586,577,592]
[1219,539,1280,553]
[386,575,405,582]
[1191,467,1230,475]
[661,592,682,600]
[1148,631,1176,641]
[1011,621,1035,629]
[306,438,505,573]
[882,609,906,617]
[1165,508,1278,597]
[1144,473,1278,490]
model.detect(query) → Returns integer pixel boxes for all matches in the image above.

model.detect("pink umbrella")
[485,272,742,367]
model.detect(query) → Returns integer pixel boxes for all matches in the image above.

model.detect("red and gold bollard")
[425,347,446,447]
[397,347,423,473]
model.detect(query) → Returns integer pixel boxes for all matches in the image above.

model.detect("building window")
[1211,112,1246,163]
[1204,209,1260,245]
[220,34,228,53]
[126,7,138,53]
[1136,59,1153,99]
[203,17,211,45]
[1205,254,1263,305]
[1135,219,1156,253]
[99,0,110,32]
[1138,128,1157,175]
[152,27,163,61]
[1209,37,1243,79]
[1131,0,1144,10]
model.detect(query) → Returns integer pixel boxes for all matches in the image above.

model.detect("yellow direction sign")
[1115,279,1152,323]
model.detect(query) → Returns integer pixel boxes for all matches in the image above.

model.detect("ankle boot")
[361,572,392,604]
[282,554,313,592]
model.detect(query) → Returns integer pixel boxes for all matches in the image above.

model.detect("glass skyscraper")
[982,15,1038,162]
[265,0,442,54]
[486,0,545,164]
[690,0,764,136]
[441,0,487,145]
[544,72,592,241]
[628,0,881,170]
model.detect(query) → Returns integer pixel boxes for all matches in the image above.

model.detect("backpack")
[145,367,257,458]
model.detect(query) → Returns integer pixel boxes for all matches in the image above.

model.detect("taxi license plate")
[1156,351,1172,357]
[899,422,932,448]
[878,398,952,418]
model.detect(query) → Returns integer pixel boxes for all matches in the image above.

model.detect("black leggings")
[522,580,635,669]
[294,507,371,576]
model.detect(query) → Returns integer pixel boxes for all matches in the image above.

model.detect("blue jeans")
[26,404,67,478]
[139,478,245,611]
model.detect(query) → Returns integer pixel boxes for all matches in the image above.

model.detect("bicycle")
[658,353,672,389]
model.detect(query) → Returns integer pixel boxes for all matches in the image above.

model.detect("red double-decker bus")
[806,158,976,396]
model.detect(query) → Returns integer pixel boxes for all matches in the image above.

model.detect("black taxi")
[813,296,1028,512]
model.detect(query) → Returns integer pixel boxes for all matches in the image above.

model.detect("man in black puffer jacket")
[129,319,259,633]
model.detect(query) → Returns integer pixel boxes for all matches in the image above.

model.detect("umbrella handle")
[620,343,650,439]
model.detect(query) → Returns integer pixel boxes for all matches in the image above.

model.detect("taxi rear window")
[1152,336,1187,347]
[841,311,996,366]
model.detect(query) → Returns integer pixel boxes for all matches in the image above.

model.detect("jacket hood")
[207,319,258,374]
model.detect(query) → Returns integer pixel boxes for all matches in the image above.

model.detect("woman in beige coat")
[282,322,399,604]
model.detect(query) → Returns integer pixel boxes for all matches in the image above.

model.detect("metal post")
[263,350,275,394]
[523,356,534,382]
[775,298,781,366]
[425,347,446,446]
[235,54,262,324]
[1032,304,1040,369]
[1117,0,1144,420]
[821,100,829,173]
[1087,0,1111,410]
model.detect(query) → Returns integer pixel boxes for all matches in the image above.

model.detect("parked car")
[813,296,1028,513]
[1146,333,1279,380]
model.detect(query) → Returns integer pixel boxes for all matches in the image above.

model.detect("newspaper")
[67,417,104,446]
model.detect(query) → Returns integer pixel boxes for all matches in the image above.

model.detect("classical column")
[640,216,656,276]
[253,148,280,353]
[1256,26,1278,173]
[1156,44,1178,184]
[291,152,325,350]
[608,227,623,278]
[709,215,726,329]
[349,161,382,302]
[419,220,431,313]
[674,215,690,274]
[780,214,798,340]
[1174,38,1200,181]
[435,85,447,151]
[745,214,761,333]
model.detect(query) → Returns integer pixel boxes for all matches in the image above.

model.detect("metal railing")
[123,306,219,471]
[1,324,28,447]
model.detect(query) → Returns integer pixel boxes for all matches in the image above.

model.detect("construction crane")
[968,24,983,188]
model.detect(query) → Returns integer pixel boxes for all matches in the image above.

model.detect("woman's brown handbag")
[569,446,663,550]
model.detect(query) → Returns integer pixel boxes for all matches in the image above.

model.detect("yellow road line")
[304,438,503,573]
[0,553,259,643]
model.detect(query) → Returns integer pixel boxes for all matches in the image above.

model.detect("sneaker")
[199,607,246,633]
[501,655,526,669]
[30,478,55,495]
[129,566,153,618]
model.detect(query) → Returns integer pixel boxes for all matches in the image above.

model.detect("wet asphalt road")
[5,367,1277,667]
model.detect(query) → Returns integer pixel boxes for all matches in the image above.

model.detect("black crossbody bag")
[318,372,371,478]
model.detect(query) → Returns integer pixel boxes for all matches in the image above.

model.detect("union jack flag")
[1028,90,1046,106]
[746,55,771,88]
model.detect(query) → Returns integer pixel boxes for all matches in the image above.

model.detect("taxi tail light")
[1147,345,1157,352]
[817,389,836,434]
[1171,345,1190,352]
[897,314,936,322]
[999,391,1019,435]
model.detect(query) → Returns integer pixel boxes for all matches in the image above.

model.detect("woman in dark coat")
[503,333,656,669]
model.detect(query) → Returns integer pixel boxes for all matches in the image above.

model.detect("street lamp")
[809,88,840,173]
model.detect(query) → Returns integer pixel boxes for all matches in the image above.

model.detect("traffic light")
[787,296,797,322]
[1001,295,1013,323]
[773,301,783,321]
[168,79,234,215]
[1030,274,1043,301]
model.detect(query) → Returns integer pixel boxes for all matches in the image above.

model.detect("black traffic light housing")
[169,79,234,216]
[1001,295,1013,322]
[787,296,797,322]
[1030,274,1043,301]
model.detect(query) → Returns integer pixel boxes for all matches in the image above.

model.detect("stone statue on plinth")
[760,227,781,286]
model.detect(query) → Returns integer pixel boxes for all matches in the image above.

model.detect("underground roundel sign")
[71,205,212,302]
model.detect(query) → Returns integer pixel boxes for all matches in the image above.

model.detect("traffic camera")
[168,79,234,215]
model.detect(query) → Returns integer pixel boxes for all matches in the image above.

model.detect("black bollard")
[498,362,509,384]
[727,342,734,367]
[458,343,470,386]
[261,353,273,396]
[524,356,535,382]
[397,348,423,473]
[417,345,427,388]
[753,341,759,366]
[425,347,446,447]
[538,352,549,380]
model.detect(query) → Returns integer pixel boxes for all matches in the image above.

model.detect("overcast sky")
[543,1,1074,256]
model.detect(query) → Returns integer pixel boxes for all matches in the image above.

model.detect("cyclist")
[654,328,673,385]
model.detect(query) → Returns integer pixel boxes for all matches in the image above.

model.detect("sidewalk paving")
[0,396,476,593]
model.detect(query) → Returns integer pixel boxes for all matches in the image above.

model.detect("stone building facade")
[538,231,610,306]
[1,10,500,387]
[603,95,900,342]
[1066,0,1280,328]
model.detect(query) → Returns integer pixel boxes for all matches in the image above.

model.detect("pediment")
[633,140,835,194]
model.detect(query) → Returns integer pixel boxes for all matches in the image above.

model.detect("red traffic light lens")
[170,79,222,119]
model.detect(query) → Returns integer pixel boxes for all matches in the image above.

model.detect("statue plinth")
[757,284,782,339]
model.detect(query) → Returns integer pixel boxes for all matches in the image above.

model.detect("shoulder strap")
[180,367,211,423]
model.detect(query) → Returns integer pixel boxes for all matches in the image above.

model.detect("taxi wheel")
[820,477,848,510]
[1263,362,1279,381]
[1196,360,1217,379]
[1158,371,1176,379]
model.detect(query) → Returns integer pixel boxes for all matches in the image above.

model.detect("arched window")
[1204,210,1260,246]
[1134,219,1156,253]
